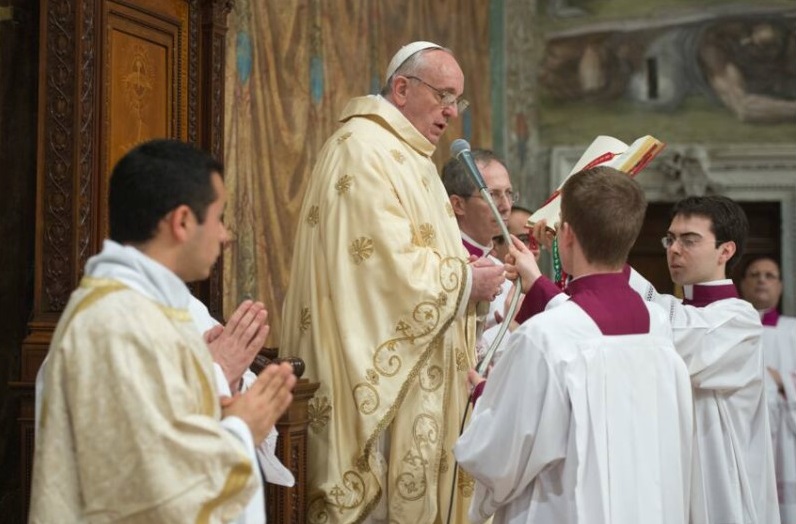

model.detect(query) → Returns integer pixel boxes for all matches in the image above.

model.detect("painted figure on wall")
[539,13,796,123]
[697,19,796,123]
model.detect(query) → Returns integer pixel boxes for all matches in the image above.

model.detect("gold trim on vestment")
[190,354,217,417]
[39,279,129,431]
[195,461,253,524]
[312,256,468,523]
[158,304,192,321]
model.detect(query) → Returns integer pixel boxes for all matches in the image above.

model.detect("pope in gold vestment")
[282,95,478,523]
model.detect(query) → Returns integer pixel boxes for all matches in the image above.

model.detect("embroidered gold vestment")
[30,278,259,523]
[282,95,478,523]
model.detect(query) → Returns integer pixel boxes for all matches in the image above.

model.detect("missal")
[529,135,665,232]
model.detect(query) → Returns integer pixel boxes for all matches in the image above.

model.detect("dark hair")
[670,195,748,271]
[740,254,780,279]
[109,139,222,244]
[561,166,647,267]
[441,149,505,197]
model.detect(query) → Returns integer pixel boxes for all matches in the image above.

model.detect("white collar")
[460,231,493,256]
[84,239,192,310]
[682,279,733,300]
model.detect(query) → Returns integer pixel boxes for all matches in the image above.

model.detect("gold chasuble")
[282,95,478,523]
[30,278,259,523]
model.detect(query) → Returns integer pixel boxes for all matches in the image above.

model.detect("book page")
[528,135,664,233]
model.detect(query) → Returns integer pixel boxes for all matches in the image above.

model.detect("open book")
[529,135,665,233]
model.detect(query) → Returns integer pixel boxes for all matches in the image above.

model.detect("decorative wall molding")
[550,143,796,313]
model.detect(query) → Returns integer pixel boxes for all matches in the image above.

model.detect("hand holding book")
[528,135,665,234]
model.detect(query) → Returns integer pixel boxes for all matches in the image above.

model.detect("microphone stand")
[445,187,523,524]
[473,186,522,376]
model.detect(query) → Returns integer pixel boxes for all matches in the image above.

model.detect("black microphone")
[450,139,487,191]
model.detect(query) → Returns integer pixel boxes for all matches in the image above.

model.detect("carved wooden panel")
[267,379,319,524]
[18,1,231,521]
[98,0,190,239]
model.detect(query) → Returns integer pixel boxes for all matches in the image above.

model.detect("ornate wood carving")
[267,378,319,523]
[20,2,316,522]
[77,0,98,274]
[199,0,232,319]
[19,0,241,519]
[42,0,77,313]
[188,0,200,144]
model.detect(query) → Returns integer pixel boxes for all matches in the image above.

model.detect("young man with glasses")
[508,192,779,523]
[740,256,796,521]
[627,195,779,524]
[282,42,505,523]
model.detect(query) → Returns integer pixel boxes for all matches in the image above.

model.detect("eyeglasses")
[493,233,532,247]
[661,235,727,250]
[746,270,780,281]
[404,75,470,113]
[468,189,519,204]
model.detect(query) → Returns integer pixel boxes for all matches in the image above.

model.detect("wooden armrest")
[251,350,305,379]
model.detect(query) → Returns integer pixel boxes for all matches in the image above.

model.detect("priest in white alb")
[626,195,780,524]
[740,256,796,521]
[441,149,520,363]
[30,139,296,523]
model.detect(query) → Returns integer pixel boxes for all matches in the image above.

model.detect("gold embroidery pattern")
[371,257,462,378]
[355,454,370,473]
[321,257,469,524]
[419,223,435,246]
[300,307,311,333]
[455,348,467,372]
[437,291,447,307]
[411,223,436,247]
[349,237,374,265]
[445,201,454,217]
[353,382,379,414]
[397,414,439,501]
[307,205,320,226]
[418,362,443,392]
[336,131,352,144]
[307,496,329,524]
[365,368,379,385]
[308,396,332,432]
[440,452,449,473]
[307,472,370,524]
[336,174,353,195]
[457,468,475,498]
[391,149,406,164]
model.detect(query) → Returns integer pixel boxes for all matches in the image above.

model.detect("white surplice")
[629,270,780,524]
[454,298,693,524]
[758,312,796,522]
[31,240,262,523]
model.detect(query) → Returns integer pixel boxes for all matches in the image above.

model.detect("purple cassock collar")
[761,308,780,327]
[461,235,491,259]
[567,272,650,335]
[681,282,738,308]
